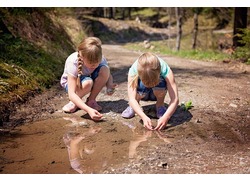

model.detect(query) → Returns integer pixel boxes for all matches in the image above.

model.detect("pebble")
[229,103,238,108]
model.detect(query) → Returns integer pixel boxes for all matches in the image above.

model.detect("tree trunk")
[167,7,172,49]
[109,7,113,19]
[233,7,248,48]
[112,7,116,19]
[103,7,108,18]
[121,7,125,20]
[192,12,198,49]
[103,7,113,19]
[128,8,131,20]
[175,7,182,51]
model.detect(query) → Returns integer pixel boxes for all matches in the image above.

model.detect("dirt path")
[0,45,250,174]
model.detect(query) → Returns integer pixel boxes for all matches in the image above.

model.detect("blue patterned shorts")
[137,76,167,101]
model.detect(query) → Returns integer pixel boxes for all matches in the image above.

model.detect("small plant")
[181,100,193,111]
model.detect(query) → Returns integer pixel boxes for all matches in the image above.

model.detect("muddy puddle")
[0,107,178,174]
[59,101,193,174]
[62,116,173,174]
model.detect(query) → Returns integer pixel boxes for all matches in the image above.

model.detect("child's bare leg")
[106,74,117,95]
[63,79,93,113]
[88,66,109,101]
[76,79,93,98]
[153,89,167,108]
[153,89,167,118]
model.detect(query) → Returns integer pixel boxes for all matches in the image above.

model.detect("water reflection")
[62,116,172,174]
[63,126,101,174]
[63,116,88,127]
[121,120,172,159]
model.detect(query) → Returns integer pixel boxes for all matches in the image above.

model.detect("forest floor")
[0,44,250,174]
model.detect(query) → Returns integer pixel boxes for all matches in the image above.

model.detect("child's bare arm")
[127,76,153,130]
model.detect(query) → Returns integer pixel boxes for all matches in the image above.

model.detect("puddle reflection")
[63,126,101,174]
[63,117,88,127]
[125,122,172,159]
[62,116,172,174]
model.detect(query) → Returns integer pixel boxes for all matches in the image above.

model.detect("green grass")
[1,35,63,80]
[131,8,158,18]
[0,35,64,100]
[0,8,79,102]
[122,10,232,62]
[125,40,230,62]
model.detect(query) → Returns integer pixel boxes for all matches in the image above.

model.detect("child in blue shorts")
[60,37,116,121]
[121,52,179,130]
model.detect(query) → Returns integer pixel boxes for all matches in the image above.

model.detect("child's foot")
[86,99,102,111]
[62,101,78,113]
[156,106,167,118]
[106,83,118,96]
[121,106,135,119]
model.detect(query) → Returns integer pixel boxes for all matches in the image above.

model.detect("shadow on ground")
[141,104,192,128]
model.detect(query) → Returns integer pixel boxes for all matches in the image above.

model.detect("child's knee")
[99,66,110,76]
[153,90,166,98]
[82,79,93,90]
[95,67,109,83]
[136,92,146,101]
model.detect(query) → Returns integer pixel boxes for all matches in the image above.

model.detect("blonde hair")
[76,37,102,88]
[130,52,160,89]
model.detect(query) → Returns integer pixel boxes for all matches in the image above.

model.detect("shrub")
[233,28,250,64]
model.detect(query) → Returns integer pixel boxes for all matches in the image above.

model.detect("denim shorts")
[137,76,167,101]
[65,64,107,92]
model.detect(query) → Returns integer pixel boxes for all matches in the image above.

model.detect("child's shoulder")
[66,52,78,62]
[68,52,78,58]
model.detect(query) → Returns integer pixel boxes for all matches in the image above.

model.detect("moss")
[0,8,81,103]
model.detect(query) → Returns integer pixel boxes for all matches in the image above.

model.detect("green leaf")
[181,100,193,111]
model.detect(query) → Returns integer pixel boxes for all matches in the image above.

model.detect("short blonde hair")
[130,52,160,89]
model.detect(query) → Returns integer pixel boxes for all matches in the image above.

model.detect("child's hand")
[154,118,167,130]
[88,109,103,121]
[142,117,153,130]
